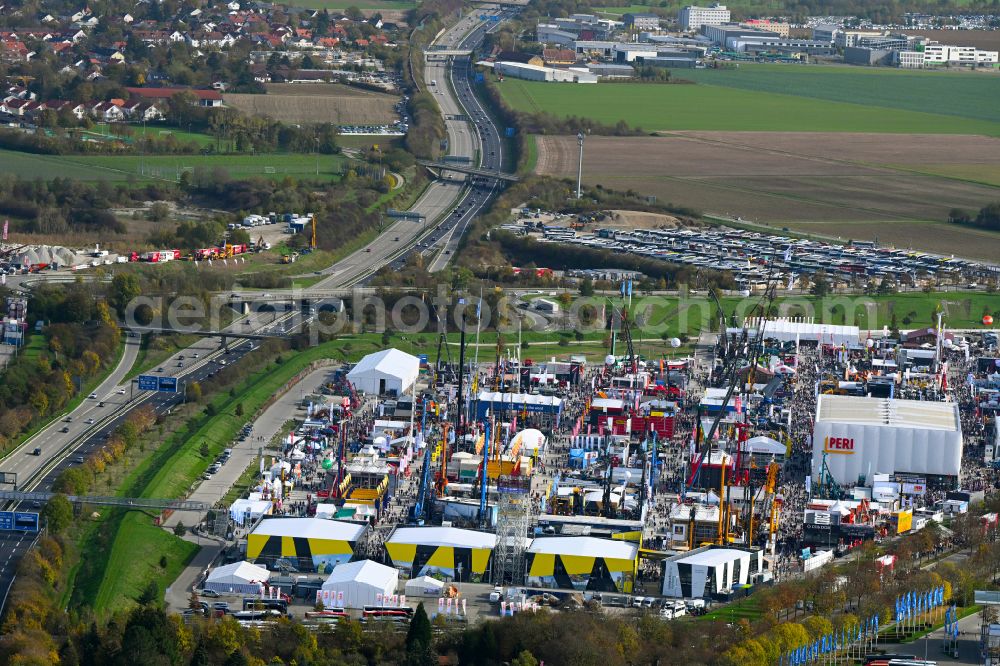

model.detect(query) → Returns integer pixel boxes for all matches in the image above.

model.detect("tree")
[405,602,433,662]
[199,442,210,458]
[187,382,202,403]
[579,277,595,296]
[43,494,73,534]
[810,270,831,297]
[138,580,160,606]
[173,521,186,537]
[234,402,244,417]
[512,650,539,666]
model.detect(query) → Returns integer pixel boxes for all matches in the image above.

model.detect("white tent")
[230,499,273,525]
[404,575,445,596]
[322,560,399,609]
[511,428,546,455]
[742,436,786,456]
[347,348,420,395]
[205,561,270,594]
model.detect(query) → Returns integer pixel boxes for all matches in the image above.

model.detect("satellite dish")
[604,354,615,366]
[670,338,682,348]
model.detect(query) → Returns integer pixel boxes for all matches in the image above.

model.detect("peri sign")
[823,436,856,454]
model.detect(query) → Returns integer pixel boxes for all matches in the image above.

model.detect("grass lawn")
[594,4,666,14]
[680,63,1000,125]
[0,149,346,182]
[699,596,763,622]
[90,123,217,148]
[86,511,199,614]
[497,78,1000,135]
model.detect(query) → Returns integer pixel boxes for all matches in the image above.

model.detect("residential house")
[92,101,124,121]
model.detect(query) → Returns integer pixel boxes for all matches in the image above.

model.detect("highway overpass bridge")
[417,159,519,182]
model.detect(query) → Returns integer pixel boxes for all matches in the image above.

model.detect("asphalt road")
[0,309,299,613]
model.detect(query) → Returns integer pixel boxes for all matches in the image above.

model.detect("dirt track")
[533,132,1000,259]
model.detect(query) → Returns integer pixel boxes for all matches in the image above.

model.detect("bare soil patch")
[225,87,397,124]
[533,132,1000,258]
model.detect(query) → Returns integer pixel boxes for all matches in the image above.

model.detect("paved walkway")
[162,365,340,529]
[161,366,343,610]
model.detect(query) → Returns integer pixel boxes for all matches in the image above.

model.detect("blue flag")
[874,614,879,632]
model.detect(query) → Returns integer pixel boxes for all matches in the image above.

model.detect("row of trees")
[0,285,120,453]
[50,405,157,497]
[949,203,1000,231]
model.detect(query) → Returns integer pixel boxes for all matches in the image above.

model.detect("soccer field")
[498,72,1000,135]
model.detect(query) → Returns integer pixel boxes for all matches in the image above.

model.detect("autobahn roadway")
[312,6,511,287]
[424,14,508,272]
[0,308,299,615]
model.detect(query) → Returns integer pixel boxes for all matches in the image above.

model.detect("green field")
[680,64,1000,124]
[0,149,347,182]
[498,73,1000,135]
[89,123,217,147]
[594,4,665,15]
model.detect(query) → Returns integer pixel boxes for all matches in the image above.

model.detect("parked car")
[198,589,220,598]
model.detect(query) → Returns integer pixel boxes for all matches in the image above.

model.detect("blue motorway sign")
[158,376,178,393]
[0,511,39,532]
[138,375,178,393]
[137,374,158,391]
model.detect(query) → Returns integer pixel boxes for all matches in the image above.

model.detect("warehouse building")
[811,395,963,487]
[495,61,599,83]
[662,546,765,598]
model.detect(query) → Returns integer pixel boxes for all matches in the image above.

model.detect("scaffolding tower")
[491,476,532,586]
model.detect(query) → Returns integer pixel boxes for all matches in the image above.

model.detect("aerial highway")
[0,7,512,614]
[314,6,510,287]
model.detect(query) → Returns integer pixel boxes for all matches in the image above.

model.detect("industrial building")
[923,44,999,66]
[622,12,660,32]
[661,546,766,598]
[811,395,963,487]
[679,3,730,31]
[494,61,599,83]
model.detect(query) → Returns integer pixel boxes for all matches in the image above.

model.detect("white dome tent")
[404,575,445,597]
[204,561,270,595]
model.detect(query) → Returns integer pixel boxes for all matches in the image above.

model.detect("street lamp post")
[576,132,585,199]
